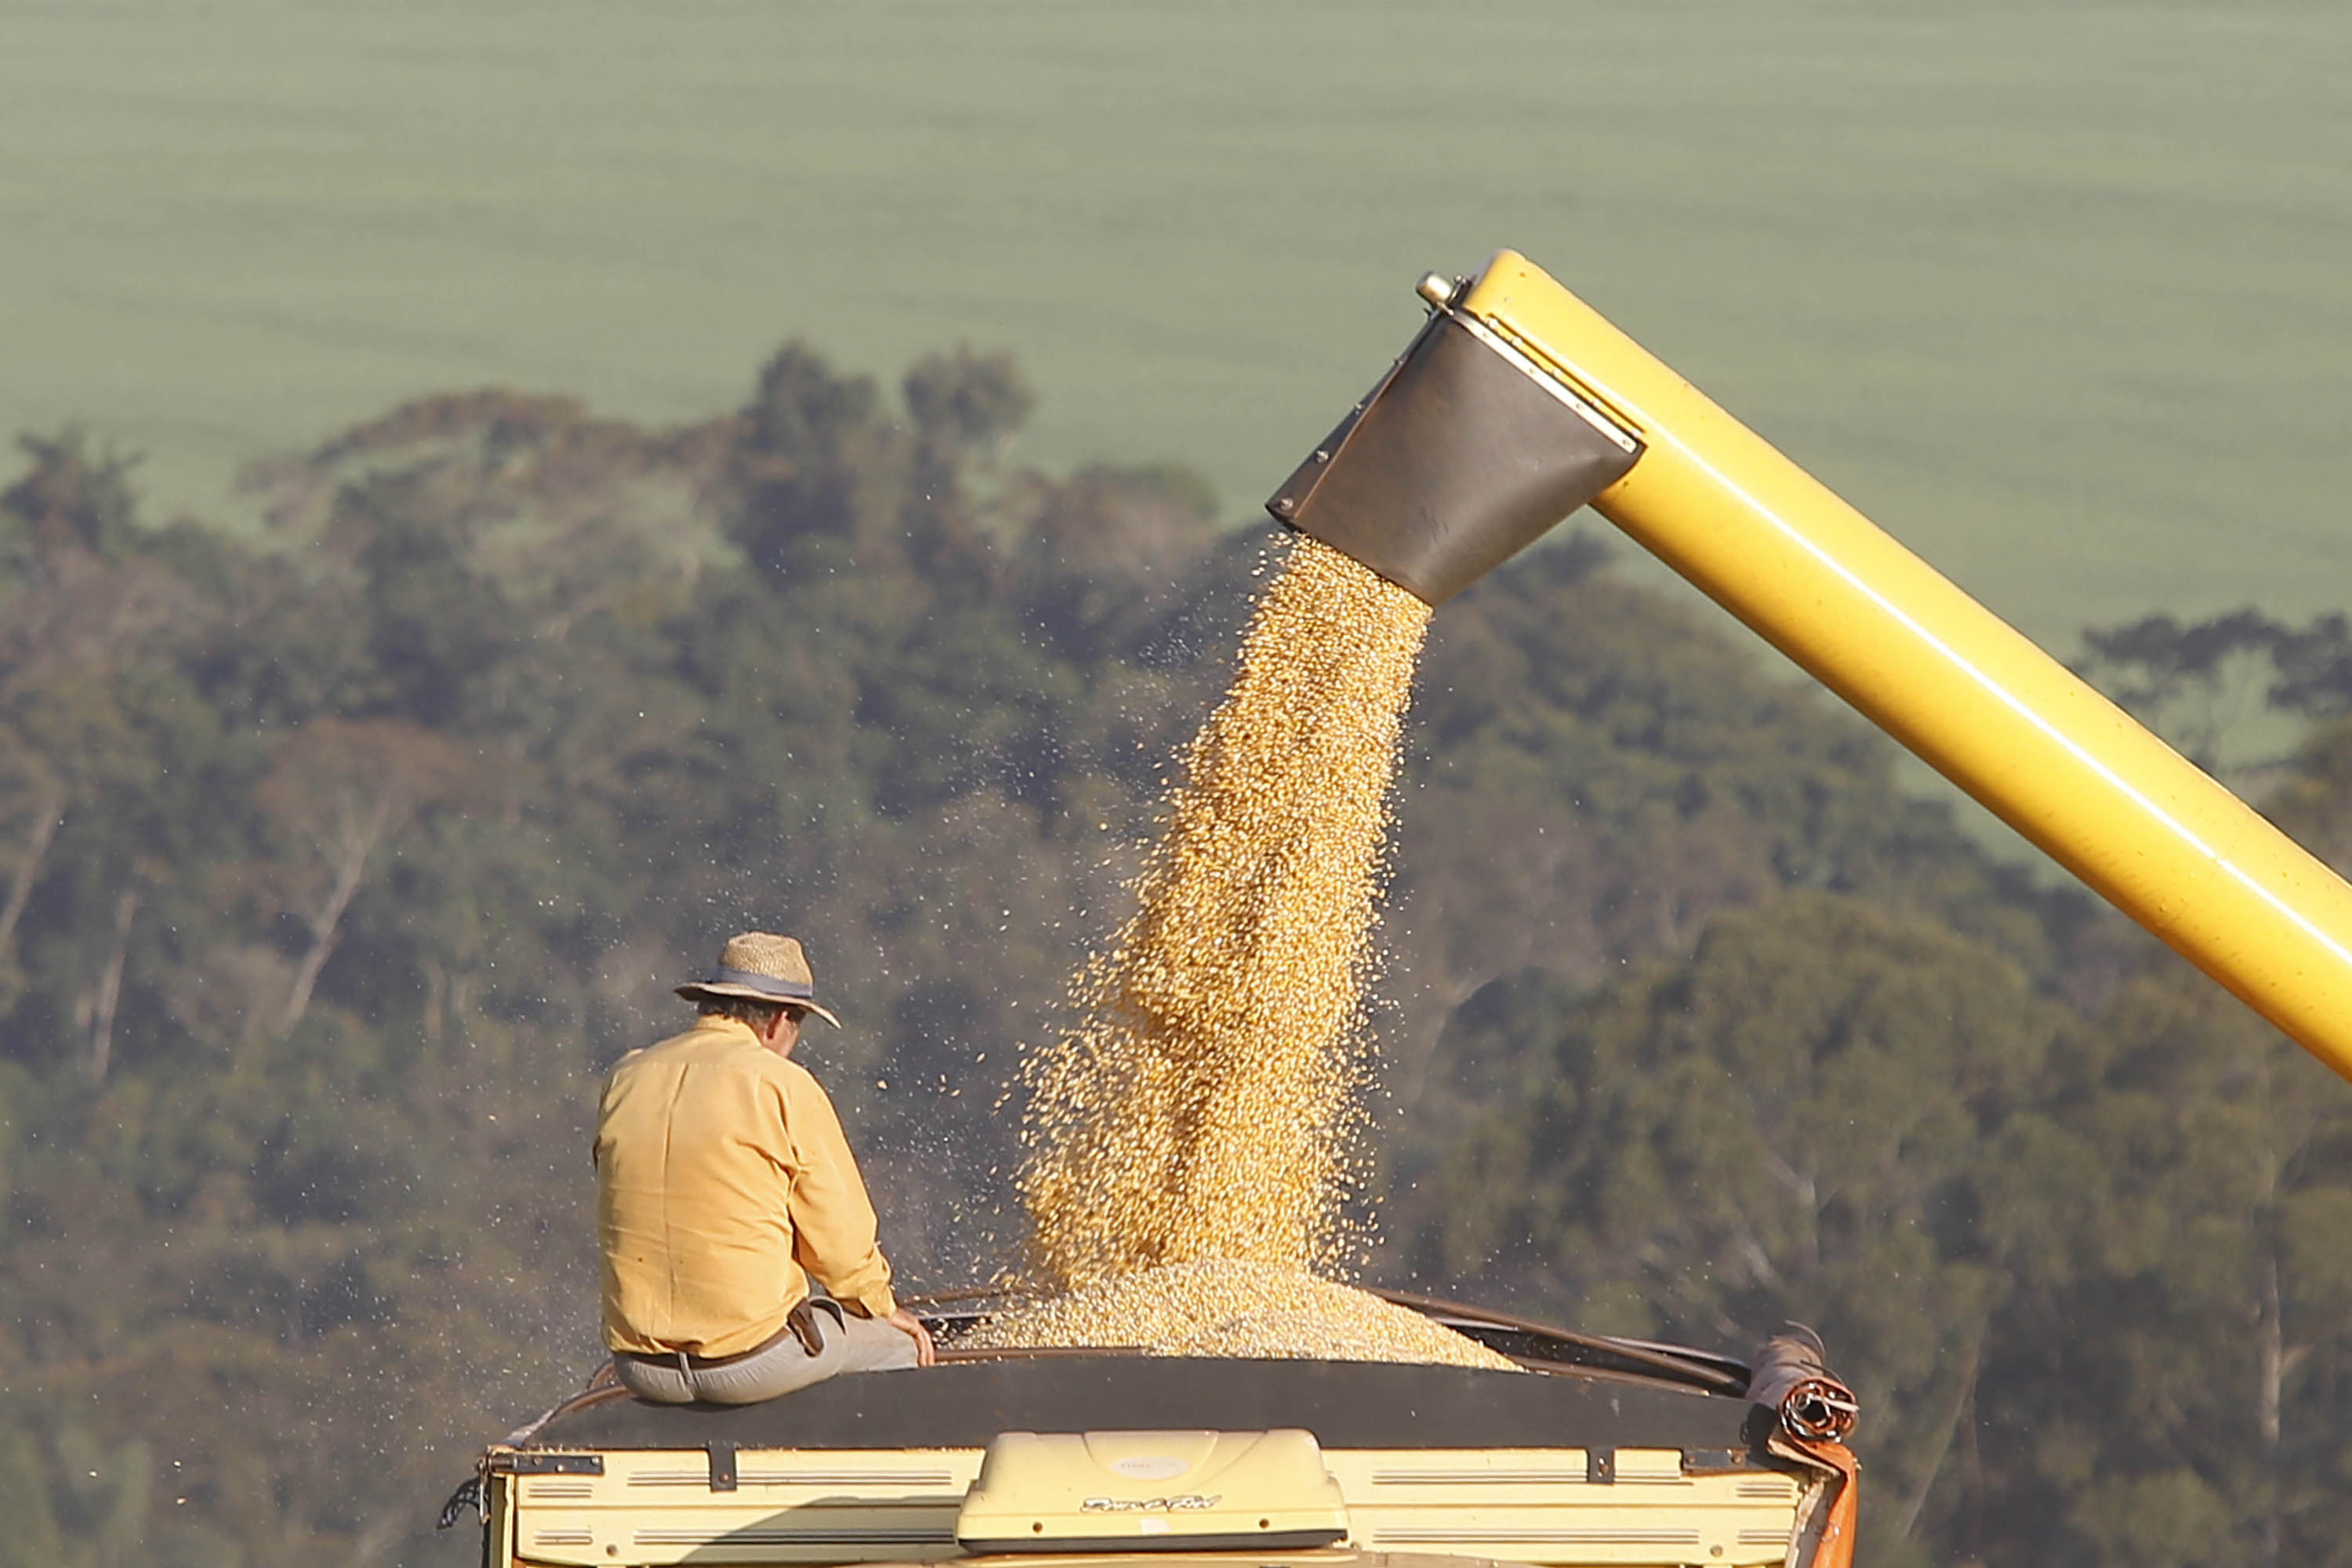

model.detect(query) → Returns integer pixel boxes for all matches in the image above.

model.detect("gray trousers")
[613,1300,920,1406]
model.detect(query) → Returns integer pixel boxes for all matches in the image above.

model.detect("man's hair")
[698,995,800,1031]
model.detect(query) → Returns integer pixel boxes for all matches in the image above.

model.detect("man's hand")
[886,1307,937,1367]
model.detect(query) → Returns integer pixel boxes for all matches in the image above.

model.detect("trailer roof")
[523,1356,1763,1455]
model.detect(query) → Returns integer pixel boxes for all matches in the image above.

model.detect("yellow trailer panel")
[495,1444,1819,1568]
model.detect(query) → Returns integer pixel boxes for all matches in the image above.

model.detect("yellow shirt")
[595,1017,898,1357]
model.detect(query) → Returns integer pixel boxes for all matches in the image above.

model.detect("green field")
[5,0,2348,644]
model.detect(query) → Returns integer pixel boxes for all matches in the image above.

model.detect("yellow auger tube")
[1456,250,2352,1085]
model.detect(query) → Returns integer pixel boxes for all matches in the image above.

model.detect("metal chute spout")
[1265,296,1643,606]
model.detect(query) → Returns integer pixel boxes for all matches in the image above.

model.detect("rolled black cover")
[524,1356,1758,1454]
[1266,313,1642,605]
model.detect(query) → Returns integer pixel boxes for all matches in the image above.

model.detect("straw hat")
[675,932,842,1028]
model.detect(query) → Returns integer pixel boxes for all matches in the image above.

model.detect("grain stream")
[1012,535,1436,1319]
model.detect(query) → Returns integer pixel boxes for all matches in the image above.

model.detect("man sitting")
[596,931,934,1403]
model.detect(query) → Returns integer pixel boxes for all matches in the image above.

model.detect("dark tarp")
[525,1357,1755,1455]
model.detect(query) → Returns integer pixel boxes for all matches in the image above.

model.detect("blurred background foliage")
[2,341,2349,1568]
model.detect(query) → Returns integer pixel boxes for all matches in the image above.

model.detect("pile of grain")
[1016,535,1432,1290]
[960,1260,1519,1370]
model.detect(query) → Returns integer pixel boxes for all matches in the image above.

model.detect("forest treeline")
[1,339,2349,1568]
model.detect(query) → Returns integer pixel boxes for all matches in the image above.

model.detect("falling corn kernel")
[999,535,1476,1371]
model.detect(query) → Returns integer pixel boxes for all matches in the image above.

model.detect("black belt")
[619,1299,833,1370]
